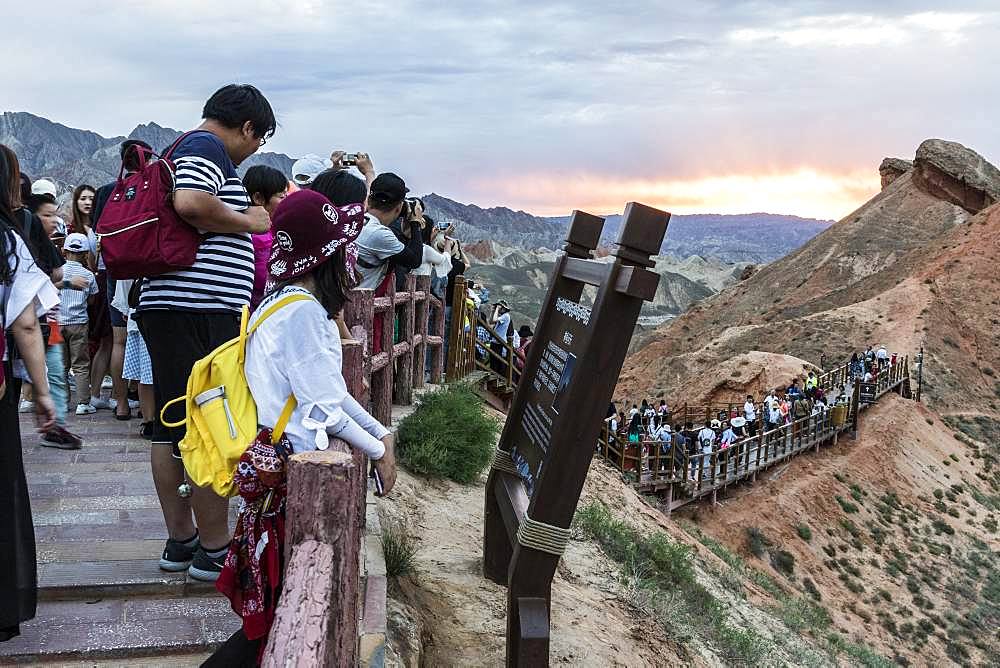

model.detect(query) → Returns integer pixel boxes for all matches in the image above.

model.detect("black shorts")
[137,310,239,454]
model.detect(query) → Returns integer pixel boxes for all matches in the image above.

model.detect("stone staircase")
[2,413,239,666]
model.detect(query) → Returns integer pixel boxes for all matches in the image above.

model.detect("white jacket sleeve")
[285,305,387,459]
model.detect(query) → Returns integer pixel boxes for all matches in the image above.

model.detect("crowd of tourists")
[604,345,899,482]
[0,83,488,662]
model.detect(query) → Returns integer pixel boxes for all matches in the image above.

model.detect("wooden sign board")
[483,203,670,667]
[859,382,876,404]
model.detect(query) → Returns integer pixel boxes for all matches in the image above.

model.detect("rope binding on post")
[516,515,571,556]
[491,447,521,476]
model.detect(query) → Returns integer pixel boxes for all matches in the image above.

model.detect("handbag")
[96,133,203,279]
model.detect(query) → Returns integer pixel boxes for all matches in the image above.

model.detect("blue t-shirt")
[138,131,255,313]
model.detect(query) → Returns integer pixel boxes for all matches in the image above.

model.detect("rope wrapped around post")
[516,515,571,556]
[491,447,521,476]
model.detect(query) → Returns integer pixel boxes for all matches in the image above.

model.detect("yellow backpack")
[160,294,311,496]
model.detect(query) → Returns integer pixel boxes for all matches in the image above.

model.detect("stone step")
[0,596,237,664]
[39,559,218,601]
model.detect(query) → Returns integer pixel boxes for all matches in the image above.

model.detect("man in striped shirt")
[135,84,274,582]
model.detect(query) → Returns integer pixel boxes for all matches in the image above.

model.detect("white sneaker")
[101,376,113,390]
[90,397,116,410]
[76,403,97,415]
[18,400,34,414]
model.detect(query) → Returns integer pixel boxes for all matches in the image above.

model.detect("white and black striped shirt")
[138,131,255,313]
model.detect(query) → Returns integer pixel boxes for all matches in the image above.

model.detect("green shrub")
[747,527,772,558]
[836,496,860,514]
[381,520,419,577]
[771,550,796,577]
[796,524,813,541]
[397,383,501,483]
[803,577,822,601]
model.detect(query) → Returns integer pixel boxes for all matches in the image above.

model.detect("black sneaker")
[188,546,228,582]
[159,536,199,572]
[40,426,83,450]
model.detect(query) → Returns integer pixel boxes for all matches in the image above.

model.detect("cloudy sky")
[4,1,997,219]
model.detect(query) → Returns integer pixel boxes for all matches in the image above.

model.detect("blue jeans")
[46,343,68,426]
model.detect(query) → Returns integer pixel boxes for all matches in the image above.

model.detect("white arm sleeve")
[286,303,387,459]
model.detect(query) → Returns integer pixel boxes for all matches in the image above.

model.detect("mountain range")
[2,111,832,263]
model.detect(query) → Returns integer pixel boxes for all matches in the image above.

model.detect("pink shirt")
[251,230,273,310]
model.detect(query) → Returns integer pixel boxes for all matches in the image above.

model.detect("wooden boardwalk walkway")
[594,357,911,512]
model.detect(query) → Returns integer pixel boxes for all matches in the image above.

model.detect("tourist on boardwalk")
[69,184,115,413]
[489,299,513,374]
[0,144,59,642]
[211,189,395,665]
[719,421,737,479]
[671,425,688,476]
[657,398,669,419]
[805,370,818,395]
[92,140,153,420]
[242,165,289,310]
[792,392,811,442]
[743,394,757,435]
[876,344,889,369]
[787,378,803,400]
[59,233,100,415]
[354,173,423,354]
[849,352,865,380]
[696,420,716,482]
[136,84,275,582]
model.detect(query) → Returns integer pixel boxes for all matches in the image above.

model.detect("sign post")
[483,203,670,667]
[859,382,876,404]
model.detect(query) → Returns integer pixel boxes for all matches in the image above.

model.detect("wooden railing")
[596,356,911,512]
[345,273,447,426]
[445,275,519,393]
[266,272,451,664]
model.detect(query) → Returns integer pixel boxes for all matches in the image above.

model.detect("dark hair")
[243,165,287,203]
[312,246,352,320]
[26,193,56,213]
[70,184,96,234]
[203,84,276,140]
[272,246,352,320]
[121,139,153,173]
[421,215,435,244]
[0,144,21,284]
[18,173,31,207]
[309,169,367,206]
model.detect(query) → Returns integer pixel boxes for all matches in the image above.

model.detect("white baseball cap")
[291,154,332,187]
[64,233,89,253]
[31,178,58,197]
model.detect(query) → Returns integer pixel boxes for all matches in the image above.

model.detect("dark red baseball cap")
[267,190,366,282]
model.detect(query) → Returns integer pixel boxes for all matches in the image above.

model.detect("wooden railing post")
[345,288,374,410]
[264,446,363,667]
[413,275,431,390]
[393,275,416,405]
[446,276,467,382]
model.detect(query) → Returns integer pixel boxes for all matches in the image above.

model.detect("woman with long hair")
[69,184,114,413]
[0,144,58,641]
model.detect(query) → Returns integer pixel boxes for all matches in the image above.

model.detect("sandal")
[115,407,132,421]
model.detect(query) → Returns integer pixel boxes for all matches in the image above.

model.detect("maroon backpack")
[96,133,202,278]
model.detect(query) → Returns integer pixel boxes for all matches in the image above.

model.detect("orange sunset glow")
[472,169,882,220]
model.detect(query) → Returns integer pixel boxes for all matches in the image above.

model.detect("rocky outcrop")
[912,138,1000,213]
[879,157,912,189]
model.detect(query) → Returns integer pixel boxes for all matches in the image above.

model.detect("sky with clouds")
[3,1,998,219]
